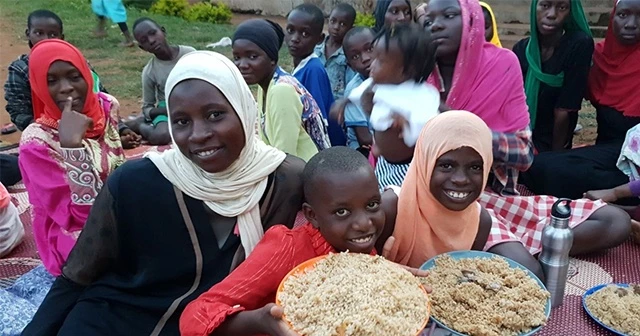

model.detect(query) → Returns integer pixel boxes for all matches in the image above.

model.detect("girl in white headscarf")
[24,51,306,336]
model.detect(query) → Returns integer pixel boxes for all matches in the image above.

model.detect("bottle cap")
[551,198,572,219]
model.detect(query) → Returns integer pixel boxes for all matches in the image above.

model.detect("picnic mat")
[1,147,638,334]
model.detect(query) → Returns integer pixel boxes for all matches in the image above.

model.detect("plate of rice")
[419,251,551,336]
[275,252,430,336]
[583,283,640,336]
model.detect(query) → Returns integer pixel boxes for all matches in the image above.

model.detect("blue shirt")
[293,55,346,146]
[343,74,372,149]
[314,37,356,100]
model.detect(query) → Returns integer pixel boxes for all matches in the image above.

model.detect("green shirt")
[257,81,318,162]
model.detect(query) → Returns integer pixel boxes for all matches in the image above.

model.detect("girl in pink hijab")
[424,0,533,196]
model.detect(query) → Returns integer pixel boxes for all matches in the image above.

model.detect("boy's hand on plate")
[258,303,298,336]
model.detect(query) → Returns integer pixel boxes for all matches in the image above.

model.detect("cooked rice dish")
[277,252,429,336]
[585,284,640,336]
[422,255,549,336]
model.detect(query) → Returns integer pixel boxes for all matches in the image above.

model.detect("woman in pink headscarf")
[424,0,533,196]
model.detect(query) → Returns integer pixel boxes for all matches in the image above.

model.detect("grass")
[1,0,294,105]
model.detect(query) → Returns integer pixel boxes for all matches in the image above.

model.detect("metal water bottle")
[539,198,573,308]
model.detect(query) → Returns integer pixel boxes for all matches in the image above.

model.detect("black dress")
[513,31,594,152]
[521,104,640,201]
[23,156,305,335]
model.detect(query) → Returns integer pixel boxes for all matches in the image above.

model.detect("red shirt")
[180,222,376,336]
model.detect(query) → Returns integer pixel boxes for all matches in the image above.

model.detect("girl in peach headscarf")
[381,111,631,280]
[383,110,494,267]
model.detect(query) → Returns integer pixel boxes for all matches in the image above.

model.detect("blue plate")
[582,283,631,336]
[419,250,551,336]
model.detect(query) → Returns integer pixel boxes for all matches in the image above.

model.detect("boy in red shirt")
[180,147,421,335]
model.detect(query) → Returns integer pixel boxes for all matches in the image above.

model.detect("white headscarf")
[145,51,286,256]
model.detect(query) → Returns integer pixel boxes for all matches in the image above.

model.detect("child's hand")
[59,97,94,148]
[329,99,349,124]
[257,303,298,336]
[382,236,431,283]
[584,189,618,203]
[120,128,142,149]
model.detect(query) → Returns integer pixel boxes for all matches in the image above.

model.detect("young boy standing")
[127,18,195,145]
[286,4,346,146]
[342,27,376,155]
[314,3,357,100]
[179,147,388,335]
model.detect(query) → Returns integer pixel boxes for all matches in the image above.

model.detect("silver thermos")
[539,198,573,308]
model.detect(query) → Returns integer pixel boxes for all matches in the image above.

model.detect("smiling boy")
[179,147,389,335]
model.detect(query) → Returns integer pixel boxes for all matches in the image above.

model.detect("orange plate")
[275,254,431,336]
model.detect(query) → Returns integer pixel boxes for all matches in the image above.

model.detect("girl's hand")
[329,99,349,124]
[59,97,93,148]
[257,303,298,336]
[584,189,618,203]
[382,236,431,284]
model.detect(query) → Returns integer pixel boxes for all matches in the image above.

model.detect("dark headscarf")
[232,19,284,62]
[374,0,411,31]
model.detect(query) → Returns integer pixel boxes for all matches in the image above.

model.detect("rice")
[422,255,549,336]
[585,284,640,336]
[277,252,429,336]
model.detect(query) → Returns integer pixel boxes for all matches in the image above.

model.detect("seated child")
[4,9,140,148]
[180,147,403,335]
[0,182,24,258]
[382,111,632,280]
[314,3,357,100]
[341,27,375,155]
[126,17,195,145]
[287,4,346,146]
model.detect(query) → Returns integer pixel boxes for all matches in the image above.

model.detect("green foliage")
[123,0,156,10]
[354,12,375,28]
[183,2,232,24]
[149,0,188,17]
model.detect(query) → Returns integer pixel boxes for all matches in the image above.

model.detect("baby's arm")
[180,225,300,336]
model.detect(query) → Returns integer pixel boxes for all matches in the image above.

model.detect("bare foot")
[631,220,640,245]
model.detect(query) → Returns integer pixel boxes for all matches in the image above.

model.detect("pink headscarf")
[427,0,530,133]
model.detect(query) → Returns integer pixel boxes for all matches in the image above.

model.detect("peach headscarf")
[387,111,494,268]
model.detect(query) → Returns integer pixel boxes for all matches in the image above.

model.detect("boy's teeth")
[446,191,470,199]
[351,235,373,243]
